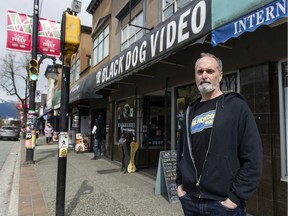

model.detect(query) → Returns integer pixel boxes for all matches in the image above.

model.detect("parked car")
[0,126,20,141]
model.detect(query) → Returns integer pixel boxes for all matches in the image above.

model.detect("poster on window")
[177,98,185,131]
[117,100,136,140]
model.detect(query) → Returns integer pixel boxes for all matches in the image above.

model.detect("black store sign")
[95,0,211,90]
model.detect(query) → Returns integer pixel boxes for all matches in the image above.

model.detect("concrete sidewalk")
[17,136,183,216]
[18,138,49,216]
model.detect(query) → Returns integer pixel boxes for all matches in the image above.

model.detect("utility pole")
[56,4,81,215]
[25,0,39,163]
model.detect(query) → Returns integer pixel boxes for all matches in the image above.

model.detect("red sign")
[38,18,61,57]
[6,11,32,53]
[6,11,61,56]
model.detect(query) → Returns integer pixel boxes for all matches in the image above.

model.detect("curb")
[7,141,21,216]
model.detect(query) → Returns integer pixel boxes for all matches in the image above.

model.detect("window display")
[116,98,136,142]
[71,113,79,130]
[143,97,166,147]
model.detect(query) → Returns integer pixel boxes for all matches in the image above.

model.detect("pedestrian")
[44,123,54,144]
[119,133,131,173]
[176,53,262,216]
[91,116,105,160]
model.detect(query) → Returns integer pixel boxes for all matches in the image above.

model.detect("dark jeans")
[179,194,246,216]
[46,136,52,144]
[93,138,103,158]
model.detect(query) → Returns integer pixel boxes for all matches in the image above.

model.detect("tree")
[0,52,30,128]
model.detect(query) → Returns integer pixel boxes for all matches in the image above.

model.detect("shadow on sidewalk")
[65,180,94,215]
[35,149,58,162]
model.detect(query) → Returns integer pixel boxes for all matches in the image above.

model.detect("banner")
[6,11,61,56]
[38,18,61,57]
[6,10,32,53]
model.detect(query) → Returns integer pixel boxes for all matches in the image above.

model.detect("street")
[0,139,19,216]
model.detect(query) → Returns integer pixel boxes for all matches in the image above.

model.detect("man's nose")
[201,71,208,79]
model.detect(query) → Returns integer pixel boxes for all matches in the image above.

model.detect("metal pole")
[26,0,39,163]
[56,8,80,214]
[55,62,71,215]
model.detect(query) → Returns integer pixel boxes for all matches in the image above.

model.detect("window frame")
[162,0,191,21]
[120,11,144,51]
[278,59,288,182]
[92,25,110,66]
[70,57,80,84]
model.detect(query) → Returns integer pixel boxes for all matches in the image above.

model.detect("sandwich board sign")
[155,150,179,203]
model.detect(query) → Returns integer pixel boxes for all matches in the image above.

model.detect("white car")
[0,126,20,141]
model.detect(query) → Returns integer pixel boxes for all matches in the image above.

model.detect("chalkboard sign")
[155,150,179,203]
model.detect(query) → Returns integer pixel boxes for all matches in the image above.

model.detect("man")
[91,115,105,160]
[176,53,262,215]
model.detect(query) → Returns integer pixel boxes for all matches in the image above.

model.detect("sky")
[0,0,92,101]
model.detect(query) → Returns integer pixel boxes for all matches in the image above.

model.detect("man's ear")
[219,72,223,83]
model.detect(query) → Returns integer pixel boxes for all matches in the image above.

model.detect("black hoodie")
[176,92,263,205]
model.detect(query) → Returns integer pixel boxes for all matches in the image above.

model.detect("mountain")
[0,99,18,119]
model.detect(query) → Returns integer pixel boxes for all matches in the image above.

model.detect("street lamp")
[45,63,59,81]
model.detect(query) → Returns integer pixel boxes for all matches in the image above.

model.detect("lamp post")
[26,0,39,163]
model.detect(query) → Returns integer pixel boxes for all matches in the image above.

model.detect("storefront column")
[170,87,177,151]
[136,95,143,147]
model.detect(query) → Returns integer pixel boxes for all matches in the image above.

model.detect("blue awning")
[212,0,287,46]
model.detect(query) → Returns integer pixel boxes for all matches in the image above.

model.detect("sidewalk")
[18,136,183,216]
[18,138,49,216]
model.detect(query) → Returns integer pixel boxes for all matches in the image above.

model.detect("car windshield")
[2,127,17,130]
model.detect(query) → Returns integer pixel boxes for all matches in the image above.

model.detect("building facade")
[65,0,287,215]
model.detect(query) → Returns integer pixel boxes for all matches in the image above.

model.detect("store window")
[162,0,191,21]
[121,11,144,51]
[71,113,79,131]
[116,98,136,142]
[92,25,109,66]
[176,83,199,133]
[279,60,288,181]
[142,96,170,148]
[221,72,239,93]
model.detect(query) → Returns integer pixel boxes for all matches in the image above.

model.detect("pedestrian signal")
[61,11,81,54]
[29,59,39,81]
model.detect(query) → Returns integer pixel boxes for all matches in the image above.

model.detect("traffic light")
[29,59,39,81]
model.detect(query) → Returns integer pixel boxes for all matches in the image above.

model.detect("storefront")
[70,0,287,214]
[81,0,287,172]
[69,72,108,152]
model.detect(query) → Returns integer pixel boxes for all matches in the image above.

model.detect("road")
[0,139,20,216]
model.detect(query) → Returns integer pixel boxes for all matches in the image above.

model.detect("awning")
[212,0,288,46]
[69,73,104,103]
[93,0,212,92]
[38,107,53,120]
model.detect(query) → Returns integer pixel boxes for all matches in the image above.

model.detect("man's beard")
[198,82,216,94]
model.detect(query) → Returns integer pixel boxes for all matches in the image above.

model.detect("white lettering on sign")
[234,0,286,34]
[95,0,209,87]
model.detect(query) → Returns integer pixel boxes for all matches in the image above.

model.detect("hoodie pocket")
[179,157,197,189]
[200,152,234,196]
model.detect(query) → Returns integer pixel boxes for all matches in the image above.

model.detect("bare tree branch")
[0,52,31,127]
[0,52,30,100]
